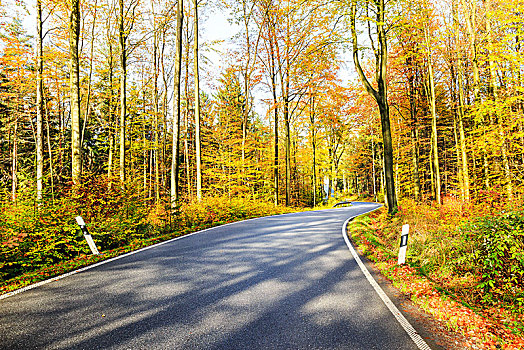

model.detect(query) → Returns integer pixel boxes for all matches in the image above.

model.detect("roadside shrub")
[1,189,293,285]
[457,212,524,308]
[0,176,154,282]
[350,198,524,312]
[181,196,291,228]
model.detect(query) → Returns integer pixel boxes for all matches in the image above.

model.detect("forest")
[1,0,522,210]
[1,0,523,346]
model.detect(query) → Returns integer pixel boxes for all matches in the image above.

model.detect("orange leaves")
[386,262,524,349]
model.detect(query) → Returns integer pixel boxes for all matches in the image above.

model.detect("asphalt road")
[0,203,429,349]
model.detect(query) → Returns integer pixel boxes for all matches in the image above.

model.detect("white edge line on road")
[0,212,299,301]
[342,211,432,350]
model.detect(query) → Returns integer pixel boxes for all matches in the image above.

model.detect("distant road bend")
[0,203,433,349]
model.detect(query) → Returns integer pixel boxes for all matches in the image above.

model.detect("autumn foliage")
[350,199,524,348]
[0,176,293,290]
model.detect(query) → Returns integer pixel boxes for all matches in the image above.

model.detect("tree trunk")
[411,126,421,201]
[268,25,279,206]
[310,95,316,207]
[371,127,377,201]
[171,0,184,206]
[107,37,115,182]
[453,0,471,202]
[281,22,291,206]
[43,95,55,201]
[36,0,44,201]
[70,0,81,186]
[81,0,97,157]
[240,0,252,174]
[11,116,18,201]
[118,0,126,185]
[486,0,512,200]
[283,84,291,206]
[150,3,160,202]
[460,0,488,190]
[184,22,192,198]
[406,58,421,201]
[193,0,202,201]
[425,27,441,204]
[350,0,397,214]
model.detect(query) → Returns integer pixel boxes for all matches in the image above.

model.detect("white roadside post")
[397,224,409,265]
[75,216,100,255]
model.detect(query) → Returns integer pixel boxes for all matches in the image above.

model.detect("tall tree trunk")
[70,0,81,186]
[241,0,251,173]
[171,0,184,205]
[107,37,114,182]
[43,95,55,201]
[411,126,421,201]
[310,95,316,207]
[371,126,377,201]
[193,0,202,201]
[350,0,397,214]
[406,55,421,201]
[460,0,488,190]
[452,114,464,199]
[270,51,278,205]
[118,0,126,185]
[36,0,44,201]
[424,27,441,204]
[184,22,191,198]
[161,35,168,190]
[282,11,291,206]
[283,82,291,206]
[453,0,470,201]
[81,0,97,155]
[142,112,148,197]
[265,10,279,206]
[452,2,470,202]
[150,3,160,202]
[485,0,512,200]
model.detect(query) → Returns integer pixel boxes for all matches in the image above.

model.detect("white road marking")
[342,212,432,350]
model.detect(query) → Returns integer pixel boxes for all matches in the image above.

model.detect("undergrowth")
[0,177,294,294]
[350,196,524,349]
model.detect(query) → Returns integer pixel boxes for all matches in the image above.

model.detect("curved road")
[0,203,430,349]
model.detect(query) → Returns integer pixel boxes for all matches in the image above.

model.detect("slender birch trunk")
[193,0,202,201]
[36,0,44,201]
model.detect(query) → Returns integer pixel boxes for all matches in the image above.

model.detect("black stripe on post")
[400,234,408,247]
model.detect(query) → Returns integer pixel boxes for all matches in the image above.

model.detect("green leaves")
[458,211,524,311]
